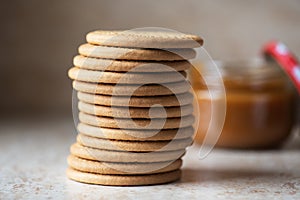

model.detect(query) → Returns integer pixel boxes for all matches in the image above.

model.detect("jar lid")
[263,41,300,93]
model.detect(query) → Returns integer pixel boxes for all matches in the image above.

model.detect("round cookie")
[77,133,193,152]
[77,92,193,107]
[73,55,192,72]
[77,123,194,141]
[86,30,203,49]
[68,67,187,84]
[72,80,191,96]
[67,167,181,186]
[79,112,195,129]
[78,101,193,118]
[67,155,182,175]
[78,43,196,61]
[70,143,186,163]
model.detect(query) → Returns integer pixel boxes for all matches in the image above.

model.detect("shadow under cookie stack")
[67,29,203,186]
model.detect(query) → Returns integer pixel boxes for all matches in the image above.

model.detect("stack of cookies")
[67,30,203,186]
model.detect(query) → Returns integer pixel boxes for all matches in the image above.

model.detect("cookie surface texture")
[86,30,203,48]
[67,167,181,186]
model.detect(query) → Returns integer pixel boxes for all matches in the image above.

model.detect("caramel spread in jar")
[191,59,296,149]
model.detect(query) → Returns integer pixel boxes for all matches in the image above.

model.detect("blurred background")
[0,0,299,119]
[1,2,300,197]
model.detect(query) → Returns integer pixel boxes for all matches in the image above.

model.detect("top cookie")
[86,30,203,49]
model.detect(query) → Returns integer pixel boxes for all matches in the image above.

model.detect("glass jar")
[191,59,297,149]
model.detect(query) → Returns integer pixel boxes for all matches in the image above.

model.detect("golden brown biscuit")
[73,55,192,72]
[72,80,191,96]
[78,43,196,61]
[86,30,203,48]
[68,67,187,84]
[77,92,193,107]
[79,112,195,129]
[67,155,182,175]
[67,167,181,186]
[77,123,194,141]
[77,133,193,152]
[70,143,186,163]
[78,101,193,118]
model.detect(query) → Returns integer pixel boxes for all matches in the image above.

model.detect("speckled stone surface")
[0,118,299,200]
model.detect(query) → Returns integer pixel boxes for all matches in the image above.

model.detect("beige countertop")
[0,118,299,200]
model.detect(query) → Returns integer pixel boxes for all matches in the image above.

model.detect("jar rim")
[191,58,292,91]
[201,58,284,81]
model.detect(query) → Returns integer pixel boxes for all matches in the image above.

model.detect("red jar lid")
[263,41,300,93]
